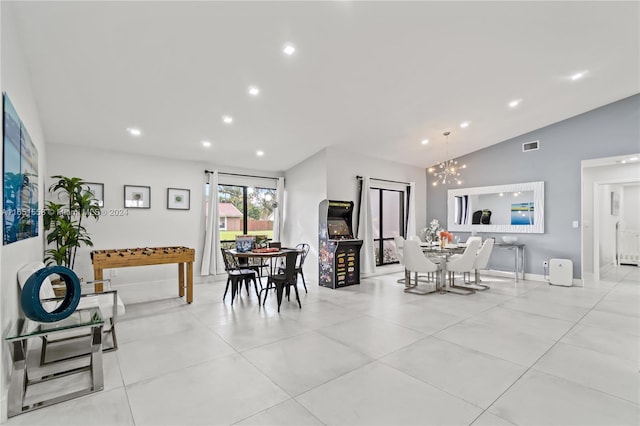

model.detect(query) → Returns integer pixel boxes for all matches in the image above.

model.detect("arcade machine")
[318,200,363,288]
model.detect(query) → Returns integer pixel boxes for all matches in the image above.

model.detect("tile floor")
[7,266,640,425]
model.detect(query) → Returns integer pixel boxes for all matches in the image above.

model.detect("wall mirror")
[447,181,544,233]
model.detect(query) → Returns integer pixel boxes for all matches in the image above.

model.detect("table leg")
[93,267,104,292]
[186,261,193,304]
[178,263,185,297]
[521,246,526,281]
[7,341,27,417]
[514,247,519,282]
[90,325,104,391]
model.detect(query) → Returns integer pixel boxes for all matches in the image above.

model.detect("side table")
[5,308,104,417]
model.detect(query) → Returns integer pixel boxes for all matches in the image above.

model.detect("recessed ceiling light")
[629,157,638,161]
[421,139,429,145]
[570,70,588,81]
[283,43,296,56]
[460,122,470,128]
[201,140,211,148]
[248,86,260,96]
[256,150,264,157]
[508,99,522,108]
[126,127,141,136]
[222,115,233,124]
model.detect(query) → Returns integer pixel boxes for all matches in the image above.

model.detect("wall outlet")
[543,261,549,267]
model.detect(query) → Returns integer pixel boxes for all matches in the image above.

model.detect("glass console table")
[5,308,104,417]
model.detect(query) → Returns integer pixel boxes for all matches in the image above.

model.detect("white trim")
[447,181,545,234]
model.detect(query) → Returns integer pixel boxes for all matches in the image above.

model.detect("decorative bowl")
[502,236,518,244]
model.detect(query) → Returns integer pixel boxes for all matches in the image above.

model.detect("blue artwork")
[3,93,39,245]
[235,236,254,253]
[511,202,534,225]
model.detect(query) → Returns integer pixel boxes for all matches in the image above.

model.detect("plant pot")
[50,277,67,298]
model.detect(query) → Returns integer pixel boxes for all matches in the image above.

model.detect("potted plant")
[43,176,101,269]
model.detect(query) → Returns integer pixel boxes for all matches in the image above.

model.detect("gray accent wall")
[427,94,640,279]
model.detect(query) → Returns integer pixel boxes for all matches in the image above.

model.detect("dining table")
[418,242,469,294]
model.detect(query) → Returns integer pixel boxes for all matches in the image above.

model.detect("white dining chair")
[403,240,440,295]
[445,239,481,295]
[472,238,495,289]
[393,236,407,284]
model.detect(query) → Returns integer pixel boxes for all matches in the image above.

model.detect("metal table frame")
[493,242,526,282]
[5,308,104,418]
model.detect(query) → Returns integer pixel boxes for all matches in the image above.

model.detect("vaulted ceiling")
[7,1,639,171]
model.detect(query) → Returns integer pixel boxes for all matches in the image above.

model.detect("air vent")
[522,140,539,152]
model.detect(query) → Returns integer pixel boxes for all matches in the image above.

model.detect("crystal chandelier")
[428,131,466,186]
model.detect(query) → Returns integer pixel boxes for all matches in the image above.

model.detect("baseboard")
[362,264,404,279]
[483,269,583,286]
[600,261,616,274]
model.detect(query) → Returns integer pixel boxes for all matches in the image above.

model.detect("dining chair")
[261,251,302,312]
[445,238,481,295]
[393,236,407,284]
[294,243,310,293]
[468,238,495,290]
[221,249,259,305]
[17,262,125,363]
[402,240,440,295]
[408,236,421,243]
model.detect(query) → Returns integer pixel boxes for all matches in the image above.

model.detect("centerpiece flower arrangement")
[439,231,454,243]
[421,219,442,243]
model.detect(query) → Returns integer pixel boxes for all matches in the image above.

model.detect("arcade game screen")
[328,219,352,238]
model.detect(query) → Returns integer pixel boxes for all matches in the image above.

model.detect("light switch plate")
[572,221,579,228]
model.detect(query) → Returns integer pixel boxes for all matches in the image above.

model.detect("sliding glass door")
[218,184,276,247]
[370,188,405,266]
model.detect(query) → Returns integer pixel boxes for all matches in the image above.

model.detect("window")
[218,184,276,245]
[370,188,404,266]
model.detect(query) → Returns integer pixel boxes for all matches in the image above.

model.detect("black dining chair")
[261,250,302,312]
[221,249,259,305]
[294,243,310,293]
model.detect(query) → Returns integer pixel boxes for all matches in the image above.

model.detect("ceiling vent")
[522,140,540,152]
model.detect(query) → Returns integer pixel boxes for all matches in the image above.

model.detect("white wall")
[282,149,327,281]
[46,143,207,284]
[1,5,47,421]
[598,184,618,268]
[325,146,428,232]
[622,183,640,230]
[582,161,640,277]
[47,143,283,288]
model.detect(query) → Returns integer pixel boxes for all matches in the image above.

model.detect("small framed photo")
[84,182,104,207]
[124,185,151,209]
[167,188,190,210]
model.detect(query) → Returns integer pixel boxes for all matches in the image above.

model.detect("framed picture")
[124,185,150,209]
[611,191,620,216]
[167,188,190,210]
[84,182,104,207]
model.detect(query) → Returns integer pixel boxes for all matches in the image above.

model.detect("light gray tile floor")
[7,265,640,425]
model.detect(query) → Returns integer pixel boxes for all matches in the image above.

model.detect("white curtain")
[201,171,223,275]
[357,176,376,274]
[272,177,285,242]
[406,182,416,238]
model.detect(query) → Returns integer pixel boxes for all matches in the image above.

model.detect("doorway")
[581,154,640,280]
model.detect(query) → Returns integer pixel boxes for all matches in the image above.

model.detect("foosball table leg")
[187,261,193,304]
[93,268,104,292]
[178,263,185,298]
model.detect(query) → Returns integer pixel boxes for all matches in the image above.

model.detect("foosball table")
[91,246,196,303]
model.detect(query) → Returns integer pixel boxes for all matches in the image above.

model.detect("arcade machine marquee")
[318,200,363,288]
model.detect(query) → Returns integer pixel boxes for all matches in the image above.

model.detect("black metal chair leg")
[292,283,302,308]
[300,270,307,293]
[223,276,231,300]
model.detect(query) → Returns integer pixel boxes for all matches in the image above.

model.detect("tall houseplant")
[43,176,101,268]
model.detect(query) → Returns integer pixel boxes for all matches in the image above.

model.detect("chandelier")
[428,131,466,186]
